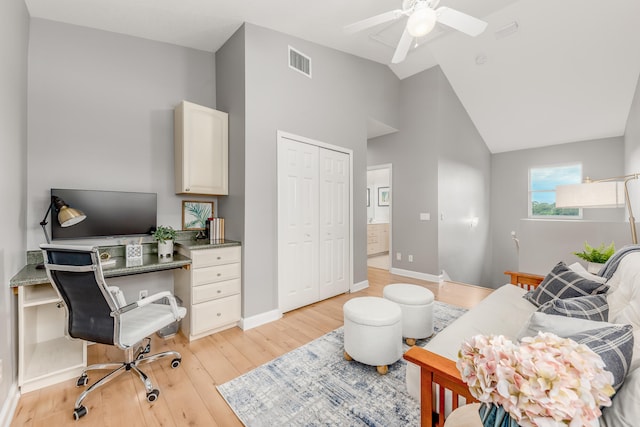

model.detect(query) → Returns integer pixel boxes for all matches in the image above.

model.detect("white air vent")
[288,46,312,78]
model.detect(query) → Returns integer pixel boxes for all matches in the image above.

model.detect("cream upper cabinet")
[174,101,229,195]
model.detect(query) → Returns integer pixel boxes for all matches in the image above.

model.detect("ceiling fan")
[344,0,488,64]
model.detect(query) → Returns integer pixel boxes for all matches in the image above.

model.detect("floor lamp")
[556,173,639,244]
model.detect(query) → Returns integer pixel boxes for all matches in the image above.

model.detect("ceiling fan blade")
[436,7,487,37]
[344,9,403,34]
[391,28,413,64]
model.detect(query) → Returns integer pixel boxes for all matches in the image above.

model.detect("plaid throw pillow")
[524,262,609,307]
[537,294,609,322]
[567,324,634,391]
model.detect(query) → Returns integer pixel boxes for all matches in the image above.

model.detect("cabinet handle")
[217,256,221,260]
[217,313,222,317]
[217,273,222,277]
[185,188,190,192]
[217,290,222,294]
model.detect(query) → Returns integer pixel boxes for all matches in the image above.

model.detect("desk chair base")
[73,338,182,421]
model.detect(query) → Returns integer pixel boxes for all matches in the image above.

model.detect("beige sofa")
[404,252,640,427]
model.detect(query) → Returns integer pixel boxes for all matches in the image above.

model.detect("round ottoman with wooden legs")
[383,283,434,346]
[342,297,403,375]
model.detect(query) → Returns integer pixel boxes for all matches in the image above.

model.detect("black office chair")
[41,244,187,420]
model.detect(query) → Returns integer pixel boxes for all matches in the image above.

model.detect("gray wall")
[368,68,441,276]
[216,26,246,247]
[0,0,29,417]
[490,137,625,286]
[437,71,492,286]
[26,19,216,300]
[625,73,640,218]
[218,23,400,318]
[368,66,492,286]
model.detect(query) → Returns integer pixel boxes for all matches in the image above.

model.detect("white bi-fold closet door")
[277,132,351,313]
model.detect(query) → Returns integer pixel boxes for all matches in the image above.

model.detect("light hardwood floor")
[10,267,492,427]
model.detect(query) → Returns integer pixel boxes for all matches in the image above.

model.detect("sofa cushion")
[523,261,609,307]
[518,312,615,340]
[406,284,536,402]
[568,262,608,284]
[566,324,634,391]
[600,368,640,427]
[537,294,609,321]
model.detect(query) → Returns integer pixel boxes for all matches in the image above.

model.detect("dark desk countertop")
[11,239,241,288]
[10,253,191,288]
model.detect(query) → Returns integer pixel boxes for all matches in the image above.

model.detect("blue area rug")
[217,301,467,426]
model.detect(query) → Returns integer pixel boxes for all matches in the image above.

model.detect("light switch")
[420,213,430,221]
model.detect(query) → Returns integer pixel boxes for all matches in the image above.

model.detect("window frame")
[528,162,583,219]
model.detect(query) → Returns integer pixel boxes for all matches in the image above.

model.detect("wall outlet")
[420,213,430,221]
[396,252,402,261]
[408,255,413,262]
[139,290,148,299]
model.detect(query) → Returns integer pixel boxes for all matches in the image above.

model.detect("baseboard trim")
[240,309,283,331]
[390,267,443,283]
[350,280,369,293]
[0,382,20,427]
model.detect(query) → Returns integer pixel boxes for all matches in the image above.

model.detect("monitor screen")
[50,188,157,240]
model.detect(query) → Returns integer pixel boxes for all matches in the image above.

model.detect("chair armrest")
[404,347,477,427]
[504,270,544,290]
[113,291,182,319]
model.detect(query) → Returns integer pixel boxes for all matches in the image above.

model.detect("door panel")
[278,139,319,312]
[319,148,350,299]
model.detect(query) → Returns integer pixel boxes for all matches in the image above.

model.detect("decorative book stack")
[209,217,225,243]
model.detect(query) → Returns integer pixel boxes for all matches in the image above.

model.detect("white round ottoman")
[343,297,402,375]
[383,283,434,346]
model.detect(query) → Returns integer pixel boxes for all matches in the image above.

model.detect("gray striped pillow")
[537,294,609,321]
[524,262,609,307]
[567,324,634,391]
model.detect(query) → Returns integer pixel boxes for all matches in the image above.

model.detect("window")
[529,164,582,217]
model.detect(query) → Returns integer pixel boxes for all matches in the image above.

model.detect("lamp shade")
[58,206,86,227]
[556,182,625,208]
[407,5,437,37]
[52,196,87,227]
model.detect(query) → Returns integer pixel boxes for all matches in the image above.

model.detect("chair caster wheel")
[170,358,181,368]
[76,375,88,387]
[73,405,88,420]
[146,389,160,402]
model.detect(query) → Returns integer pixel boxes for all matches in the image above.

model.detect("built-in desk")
[10,245,192,393]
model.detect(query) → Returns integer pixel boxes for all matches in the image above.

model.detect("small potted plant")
[573,241,615,273]
[153,225,177,259]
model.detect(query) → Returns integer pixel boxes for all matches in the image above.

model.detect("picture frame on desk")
[182,200,214,230]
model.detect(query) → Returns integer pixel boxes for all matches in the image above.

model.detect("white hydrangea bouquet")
[457,332,615,427]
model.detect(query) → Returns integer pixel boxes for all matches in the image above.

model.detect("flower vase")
[157,240,174,260]
[587,262,604,274]
[478,403,519,427]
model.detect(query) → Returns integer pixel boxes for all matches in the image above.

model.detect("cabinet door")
[175,101,228,195]
[192,294,241,335]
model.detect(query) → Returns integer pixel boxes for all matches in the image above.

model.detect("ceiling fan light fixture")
[407,5,437,38]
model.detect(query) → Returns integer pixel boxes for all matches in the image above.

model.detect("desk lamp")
[556,173,639,244]
[40,196,87,243]
[37,196,87,268]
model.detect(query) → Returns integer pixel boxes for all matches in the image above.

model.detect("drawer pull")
[217,290,222,294]
[217,256,222,260]
[217,273,222,277]
[217,313,222,317]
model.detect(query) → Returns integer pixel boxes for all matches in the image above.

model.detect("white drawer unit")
[174,244,241,341]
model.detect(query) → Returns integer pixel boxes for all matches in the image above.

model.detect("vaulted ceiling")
[24,0,640,153]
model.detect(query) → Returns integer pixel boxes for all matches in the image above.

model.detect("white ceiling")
[24,0,640,153]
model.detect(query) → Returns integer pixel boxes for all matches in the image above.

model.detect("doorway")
[367,164,392,271]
